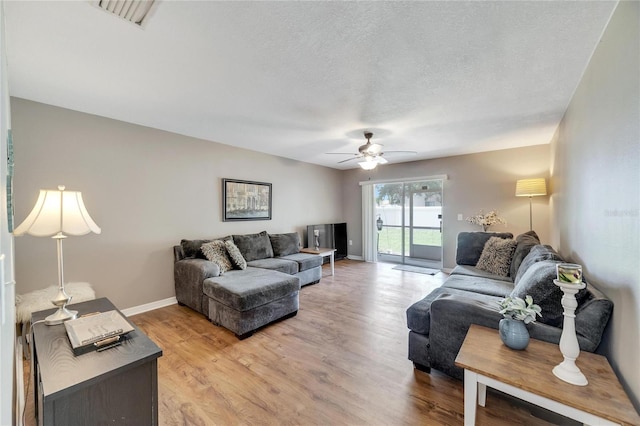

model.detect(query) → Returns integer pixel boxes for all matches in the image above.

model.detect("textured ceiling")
[5,1,616,169]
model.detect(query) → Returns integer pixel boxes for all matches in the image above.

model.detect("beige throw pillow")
[476,236,517,277]
[201,240,233,274]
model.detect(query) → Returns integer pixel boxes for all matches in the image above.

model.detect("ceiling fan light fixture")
[359,161,377,170]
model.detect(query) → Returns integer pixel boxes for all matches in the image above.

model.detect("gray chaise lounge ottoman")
[203,267,301,339]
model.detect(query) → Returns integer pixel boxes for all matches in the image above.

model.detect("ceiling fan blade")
[325,152,358,155]
[338,156,362,164]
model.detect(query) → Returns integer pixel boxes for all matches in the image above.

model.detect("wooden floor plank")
[22,260,571,425]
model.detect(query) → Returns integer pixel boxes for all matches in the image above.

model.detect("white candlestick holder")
[552,279,588,386]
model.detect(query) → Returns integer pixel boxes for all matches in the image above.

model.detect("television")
[306,223,348,261]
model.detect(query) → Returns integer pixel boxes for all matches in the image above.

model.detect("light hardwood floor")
[23,260,568,425]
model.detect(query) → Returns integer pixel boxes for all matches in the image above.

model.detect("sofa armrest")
[174,259,221,314]
[174,245,185,262]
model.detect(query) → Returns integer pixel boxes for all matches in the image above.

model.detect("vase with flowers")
[497,295,542,350]
[466,209,506,231]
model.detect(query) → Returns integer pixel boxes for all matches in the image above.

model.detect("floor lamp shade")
[13,186,101,325]
[515,178,547,198]
[515,178,547,231]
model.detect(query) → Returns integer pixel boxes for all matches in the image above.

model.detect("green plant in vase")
[497,295,542,350]
[498,295,542,324]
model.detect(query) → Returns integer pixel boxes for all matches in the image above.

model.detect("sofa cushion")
[203,267,300,311]
[407,287,504,335]
[224,240,247,270]
[514,245,564,286]
[180,239,212,259]
[232,231,274,262]
[509,260,587,327]
[442,274,514,297]
[280,253,323,272]
[450,265,513,283]
[246,258,298,275]
[475,237,517,277]
[456,232,514,266]
[510,231,541,279]
[201,241,234,274]
[269,233,301,257]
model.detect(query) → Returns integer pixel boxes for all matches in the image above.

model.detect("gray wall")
[11,98,344,310]
[550,1,639,408]
[341,144,551,268]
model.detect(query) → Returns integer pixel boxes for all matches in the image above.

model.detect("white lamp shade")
[358,156,388,170]
[13,187,101,237]
[359,161,377,170]
[515,178,547,197]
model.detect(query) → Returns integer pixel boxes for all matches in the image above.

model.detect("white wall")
[10,99,344,310]
[341,144,551,267]
[0,2,16,424]
[550,1,639,409]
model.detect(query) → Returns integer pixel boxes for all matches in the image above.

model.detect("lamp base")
[553,361,588,386]
[45,306,78,325]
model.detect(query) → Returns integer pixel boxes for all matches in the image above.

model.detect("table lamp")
[515,178,547,230]
[13,185,101,325]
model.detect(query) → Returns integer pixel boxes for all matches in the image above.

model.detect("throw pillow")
[455,232,514,266]
[224,240,247,270]
[475,237,517,277]
[514,245,564,286]
[201,241,233,274]
[510,260,587,327]
[180,239,212,259]
[509,231,541,279]
[269,233,301,257]
[232,231,274,262]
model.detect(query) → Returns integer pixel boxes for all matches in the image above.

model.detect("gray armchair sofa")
[174,231,322,338]
[406,231,613,380]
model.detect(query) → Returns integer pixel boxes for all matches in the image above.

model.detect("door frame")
[373,176,446,268]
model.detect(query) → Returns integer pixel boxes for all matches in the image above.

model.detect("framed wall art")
[222,178,272,221]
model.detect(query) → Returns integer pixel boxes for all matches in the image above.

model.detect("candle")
[557,263,582,284]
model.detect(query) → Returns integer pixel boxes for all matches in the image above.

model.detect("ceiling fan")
[326,131,417,170]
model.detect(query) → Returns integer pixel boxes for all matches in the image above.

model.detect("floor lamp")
[515,178,547,231]
[13,185,101,325]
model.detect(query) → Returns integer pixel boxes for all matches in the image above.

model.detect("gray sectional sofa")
[174,231,322,338]
[406,231,613,380]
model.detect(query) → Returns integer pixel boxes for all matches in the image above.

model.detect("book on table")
[64,310,134,355]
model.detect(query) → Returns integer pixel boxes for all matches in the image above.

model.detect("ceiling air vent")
[96,0,156,27]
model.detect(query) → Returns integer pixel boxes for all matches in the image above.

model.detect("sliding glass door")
[375,179,443,268]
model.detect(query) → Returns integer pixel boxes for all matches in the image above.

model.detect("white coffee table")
[300,247,336,276]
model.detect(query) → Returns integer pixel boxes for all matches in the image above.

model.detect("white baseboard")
[441,267,454,274]
[121,297,177,317]
[15,336,24,426]
[347,255,363,261]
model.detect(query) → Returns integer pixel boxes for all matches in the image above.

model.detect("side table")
[300,247,337,276]
[455,324,640,426]
[16,282,95,360]
[31,297,162,426]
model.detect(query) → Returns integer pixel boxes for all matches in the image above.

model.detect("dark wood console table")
[31,297,163,426]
